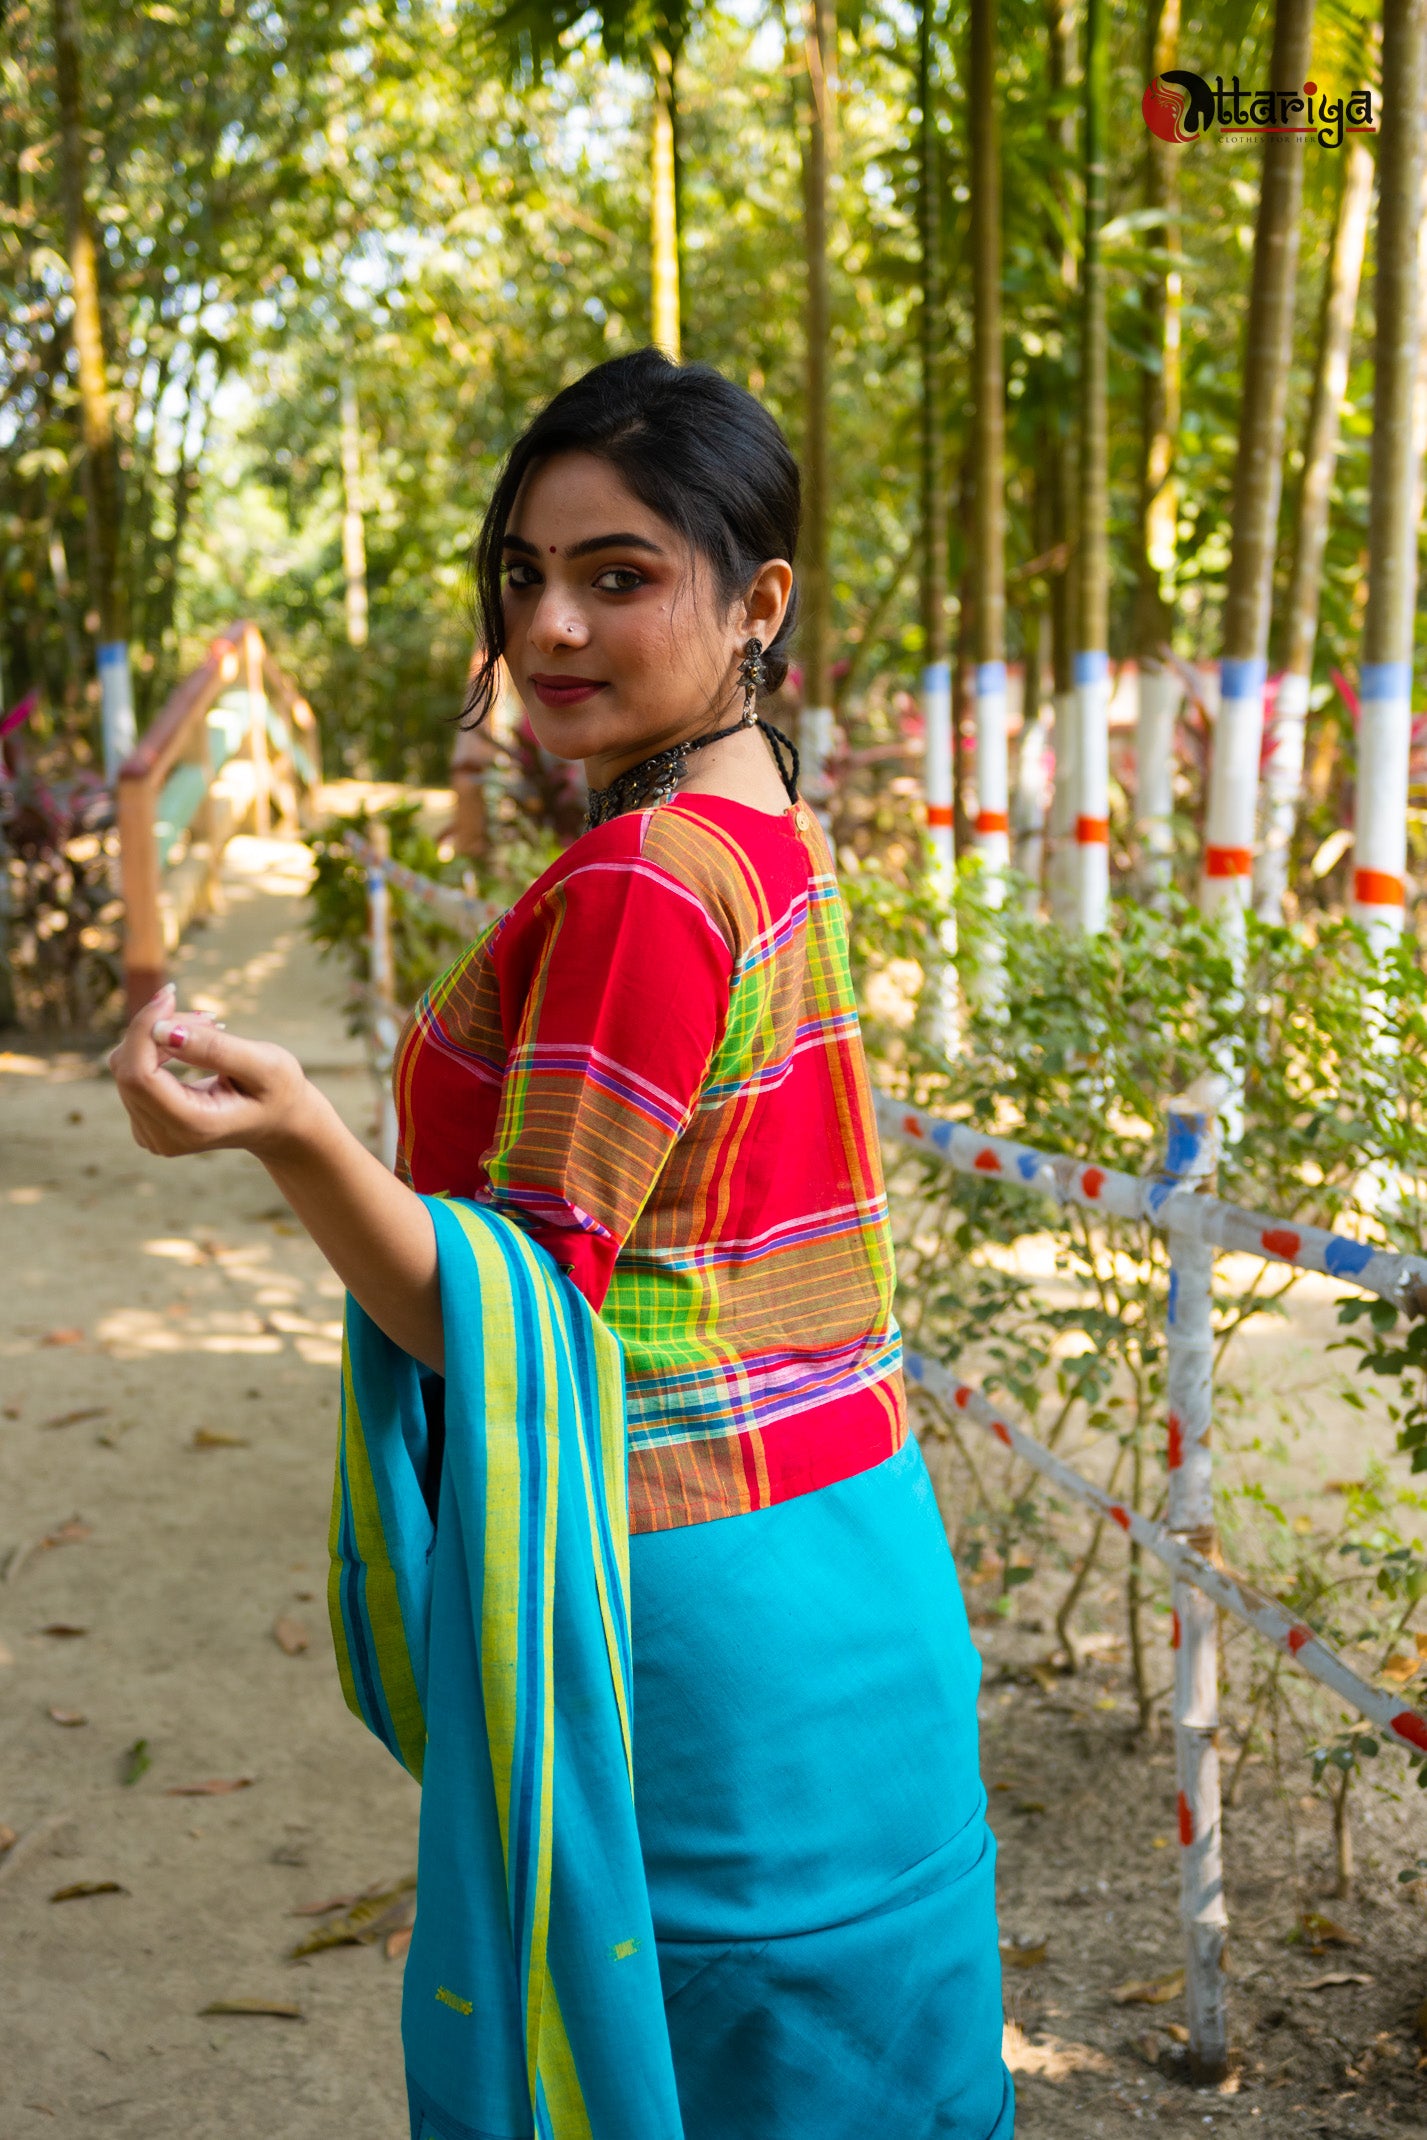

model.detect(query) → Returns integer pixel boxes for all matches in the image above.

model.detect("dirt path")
[2,834,1425,2138]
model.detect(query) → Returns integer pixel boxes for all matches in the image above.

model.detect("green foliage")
[306,803,475,1027]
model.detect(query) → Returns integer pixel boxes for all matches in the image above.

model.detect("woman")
[110,349,1012,2140]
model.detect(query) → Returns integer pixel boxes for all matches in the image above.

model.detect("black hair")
[462,347,801,726]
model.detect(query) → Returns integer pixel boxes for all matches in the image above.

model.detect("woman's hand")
[109,982,317,1162]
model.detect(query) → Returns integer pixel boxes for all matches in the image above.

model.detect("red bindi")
[549,545,556,554]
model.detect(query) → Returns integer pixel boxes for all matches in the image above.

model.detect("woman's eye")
[593,567,645,593]
[504,564,539,591]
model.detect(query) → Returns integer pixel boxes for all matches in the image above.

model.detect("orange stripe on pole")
[1075,816,1108,844]
[926,804,954,828]
[976,810,1009,834]
[1354,868,1406,907]
[1204,845,1252,878]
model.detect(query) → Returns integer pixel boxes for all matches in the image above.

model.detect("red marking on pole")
[926,804,954,828]
[955,1386,971,1410]
[1353,868,1406,907]
[1390,1710,1427,1752]
[901,1114,923,1139]
[992,1420,1012,1448]
[1081,1167,1105,1199]
[974,1149,1002,1173]
[1177,1792,1194,1846]
[1171,1608,1181,1650]
[976,810,1010,834]
[1167,1413,1183,1469]
[1261,1227,1301,1259]
[1075,816,1109,844]
[1286,1625,1311,1655]
[1205,845,1253,877]
[1109,1505,1131,1532]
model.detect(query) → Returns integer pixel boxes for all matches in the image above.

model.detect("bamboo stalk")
[1353,0,1426,952]
[1072,0,1109,933]
[1201,0,1316,935]
[1045,0,1079,928]
[918,0,956,1043]
[340,375,369,650]
[799,0,836,814]
[1255,139,1374,920]
[366,822,400,1173]
[650,40,681,361]
[970,0,1007,892]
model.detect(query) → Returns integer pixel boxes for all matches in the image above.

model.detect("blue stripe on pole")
[98,641,129,672]
[921,661,951,692]
[1072,651,1108,686]
[976,661,1006,694]
[1220,657,1266,701]
[1361,662,1412,702]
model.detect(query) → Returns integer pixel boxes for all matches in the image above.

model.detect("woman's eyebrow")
[566,532,665,560]
[502,533,538,555]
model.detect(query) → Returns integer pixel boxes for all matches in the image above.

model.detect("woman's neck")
[652,723,795,816]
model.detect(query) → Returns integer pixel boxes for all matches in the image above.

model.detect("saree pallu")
[330,1196,1012,2140]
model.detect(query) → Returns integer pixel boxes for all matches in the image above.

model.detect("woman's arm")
[109,986,443,1374]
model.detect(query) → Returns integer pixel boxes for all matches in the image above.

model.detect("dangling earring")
[738,638,765,726]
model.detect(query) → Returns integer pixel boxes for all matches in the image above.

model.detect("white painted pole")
[98,639,136,782]
[922,658,958,1050]
[1072,649,1109,932]
[1254,669,1310,920]
[1012,685,1049,898]
[1047,684,1078,925]
[1134,659,1181,898]
[1163,1082,1229,2084]
[973,659,1009,894]
[1200,654,1264,944]
[803,703,837,832]
[1354,661,1412,953]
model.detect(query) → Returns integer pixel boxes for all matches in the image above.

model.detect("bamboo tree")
[919,0,953,893]
[1353,0,1427,952]
[970,0,1008,893]
[650,40,681,356]
[1132,0,1183,898]
[52,0,133,774]
[1254,138,1374,920]
[1045,0,1078,925]
[1071,0,1109,932]
[1200,0,1316,933]
[800,0,836,808]
[339,375,370,650]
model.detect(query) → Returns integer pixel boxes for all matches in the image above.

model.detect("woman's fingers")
[111,995,308,1159]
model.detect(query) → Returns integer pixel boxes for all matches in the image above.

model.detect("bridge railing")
[353,833,1427,2086]
[118,622,321,1010]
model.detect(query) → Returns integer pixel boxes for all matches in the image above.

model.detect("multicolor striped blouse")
[394,792,905,1534]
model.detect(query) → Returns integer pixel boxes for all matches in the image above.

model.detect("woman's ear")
[742,560,794,648]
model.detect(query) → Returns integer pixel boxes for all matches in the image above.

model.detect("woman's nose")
[528,585,591,654]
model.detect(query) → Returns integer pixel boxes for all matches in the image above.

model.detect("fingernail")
[148,982,175,1004]
[155,1021,187,1049]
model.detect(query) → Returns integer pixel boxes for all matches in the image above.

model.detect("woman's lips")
[529,674,606,708]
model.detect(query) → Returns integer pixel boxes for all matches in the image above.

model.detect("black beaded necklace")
[584,640,801,831]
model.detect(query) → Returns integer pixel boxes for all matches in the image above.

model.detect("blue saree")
[330,1196,1012,2140]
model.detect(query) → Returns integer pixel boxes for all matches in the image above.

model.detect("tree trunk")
[1254,138,1374,921]
[650,40,681,361]
[1353,0,1427,951]
[340,375,370,650]
[919,0,952,889]
[52,0,132,774]
[1013,598,1049,899]
[1133,0,1183,899]
[969,0,1007,894]
[799,0,836,813]
[1200,0,1316,930]
[1072,0,1109,932]
[1046,0,1079,927]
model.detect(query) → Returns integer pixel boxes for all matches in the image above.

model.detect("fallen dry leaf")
[1295,1911,1360,1953]
[199,1998,304,2020]
[163,1776,255,1797]
[1001,1940,1048,1969]
[0,1824,16,1855]
[47,1707,87,1727]
[288,1876,416,1958]
[39,1623,87,1639]
[40,1407,106,1431]
[120,1739,151,1788]
[1165,2023,1189,2045]
[1302,1971,1374,1991]
[385,1926,413,1962]
[40,1328,85,1348]
[272,1616,310,1657]
[44,1518,93,1548]
[50,1880,126,1901]
[192,1428,249,1450]
[292,1892,360,1918]
[1381,1653,1423,1686]
[1013,1800,1047,1816]
[0,1641,15,1666]
[1112,1969,1186,2007]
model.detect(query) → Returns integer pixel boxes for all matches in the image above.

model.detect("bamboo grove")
[1,0,1425,935]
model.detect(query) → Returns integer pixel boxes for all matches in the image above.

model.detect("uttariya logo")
[1141,72,1375,148]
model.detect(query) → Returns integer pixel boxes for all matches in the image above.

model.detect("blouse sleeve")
[482,848,735,1308]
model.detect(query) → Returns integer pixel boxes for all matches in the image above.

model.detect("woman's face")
[500,451,791,782]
